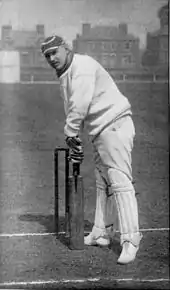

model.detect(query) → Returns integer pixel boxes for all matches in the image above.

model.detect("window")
[37,51,46,66]
[101,42,115,52]
[86,42,95,52]
[20,51,30,65]
[109,54,116,68]
[124,41,132,50]
[4,36,12,43]
[21,51,29,55]
[159,51,168,64]
[110,42,116,50]
[101,54,109,67]
[3,37,13,48]
[101,42,105,50]
[163,10,168,19]
[160,38,168,50]
[101,42,109,51]
[122,54,133,66]
[90,42,96,51]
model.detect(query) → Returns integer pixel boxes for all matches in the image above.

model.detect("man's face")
[44,45,67,70]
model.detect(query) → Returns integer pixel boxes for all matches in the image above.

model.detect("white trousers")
[92,115,142,246]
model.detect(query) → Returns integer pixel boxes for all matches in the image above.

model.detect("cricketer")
[41,35,142,264]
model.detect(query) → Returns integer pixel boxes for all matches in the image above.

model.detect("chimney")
[1,25,12,41]
[82,23,91,36]
[36,25,44,36]
[119,23,127,35]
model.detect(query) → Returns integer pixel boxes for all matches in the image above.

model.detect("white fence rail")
[18,79,168,84]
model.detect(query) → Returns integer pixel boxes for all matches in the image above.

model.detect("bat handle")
[73,163,80,176]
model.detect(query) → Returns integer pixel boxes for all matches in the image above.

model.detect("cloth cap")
[41,35,64,55]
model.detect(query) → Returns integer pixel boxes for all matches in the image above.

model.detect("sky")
[0,0,168,49]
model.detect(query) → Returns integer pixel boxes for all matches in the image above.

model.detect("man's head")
[41,35,68,70]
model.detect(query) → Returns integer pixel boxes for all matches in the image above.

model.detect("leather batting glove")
[69,148,84,164]
[65,136,82,152]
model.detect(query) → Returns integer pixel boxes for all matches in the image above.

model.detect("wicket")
[54,147,84,250]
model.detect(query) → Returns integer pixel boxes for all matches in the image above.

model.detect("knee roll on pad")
[107,168,133,193]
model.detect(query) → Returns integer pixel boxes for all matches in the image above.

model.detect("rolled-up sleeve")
[64,73,95,137]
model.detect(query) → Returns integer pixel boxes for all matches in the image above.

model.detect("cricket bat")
[68,163,84,250]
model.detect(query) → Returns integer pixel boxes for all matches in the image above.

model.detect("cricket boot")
[117,241,140,264]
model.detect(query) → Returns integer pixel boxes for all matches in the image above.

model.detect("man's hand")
[65,136,82,151]
[65,136,84,164]
[69,148,84,164]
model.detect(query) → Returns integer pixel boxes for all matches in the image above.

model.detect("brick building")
[73,23,141,72]
[0,24,56,81]
[142,3,169,69]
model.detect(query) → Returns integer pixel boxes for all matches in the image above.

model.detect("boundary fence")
[19,70,168,84]
[18,79,168,84]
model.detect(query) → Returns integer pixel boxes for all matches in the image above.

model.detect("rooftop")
[78,23,139,41]
[1,25,45,48]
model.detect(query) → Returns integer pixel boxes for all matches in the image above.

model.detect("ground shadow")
[18,213,93,248]
[109,236,122,256]
[18,213,121,254]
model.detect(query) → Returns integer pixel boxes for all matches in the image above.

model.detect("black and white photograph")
[0,0,169,289]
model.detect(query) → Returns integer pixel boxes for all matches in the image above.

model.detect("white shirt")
[59,54,132,137]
